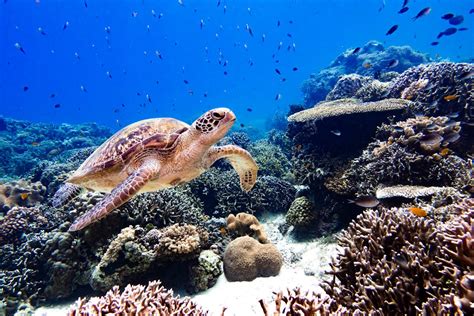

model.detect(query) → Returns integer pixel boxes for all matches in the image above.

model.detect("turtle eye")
[211,111,225,120]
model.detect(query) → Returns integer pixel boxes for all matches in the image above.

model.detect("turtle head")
[191,108,236,145]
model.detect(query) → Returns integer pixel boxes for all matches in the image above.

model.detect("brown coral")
[0,207,47,245]
[0,180,46,213]
[157,223,209,258]
[226,213,269,243]
[68,280,209,315]
[223,236,282,282]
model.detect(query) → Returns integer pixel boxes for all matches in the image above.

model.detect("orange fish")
[440,148,450,156]
[363,62,372,69]
[20,193,29,200]
[408,207,427,217]
[31,142,40,146]
[219,227,227,235]
[443,95,458,101]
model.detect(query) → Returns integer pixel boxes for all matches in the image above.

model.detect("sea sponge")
[68,280,208,315]
[0,180,46,213]
[288,98,409,122]
[223,236,282,282]
[226,212,269,243]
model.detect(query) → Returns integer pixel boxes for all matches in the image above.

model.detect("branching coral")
[248,140,292,179]
[0,207,47,245]
[323,199,473,315]
[68,280,209,315]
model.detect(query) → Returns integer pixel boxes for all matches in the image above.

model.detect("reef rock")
[0,180,46,213]
[188,249,222,293]
[226,213,269,243]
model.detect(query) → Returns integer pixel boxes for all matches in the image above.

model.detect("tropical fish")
[31,142,39,146]
[441,13,454,20]
[183,79,189,84]
[330,130,341,136]
[440,148,451,156]
[459,27,468,31]
[408,207,427,217]
[388,59,399,68]
[443,132,460,143]
[386,24,398,35]
[275,68,281,75]
[363,62,372,69]
[413,7,431,20]
[352,47,361,54]
[443,27,457,36]
[106,71,112,79]
[349,196,380,208]
[20,193,29,200]
[431,41,439,46]
[246,108,253,112]
[293,67,298,71]
[146,94,152,103]
[398,7,409,14]
[63,21,69,30]
[37,27,47,35]
[449,15,464,25]
[443,94,458,101]
[14,42,26,54]
[458,71,474,80]
[275,93,282,101]
[54,104,61,108]
[23,86,28,92]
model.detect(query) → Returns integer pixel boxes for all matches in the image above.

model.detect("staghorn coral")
[288,98,409,122]
[0,207,47,245]
[188,249,222,293]
[0,180,46,213]
[68,280,209,315]
[226,213,269,243]
[223,236,283,282]
[323,199,473,315]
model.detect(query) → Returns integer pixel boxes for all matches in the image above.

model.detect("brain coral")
[68,280,208,315]
[223,236,282,282]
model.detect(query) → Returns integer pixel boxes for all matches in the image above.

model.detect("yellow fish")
[31,142,40,146]
[443,95,458,101]
[440,148,450,156]
[20,193,29,200]
[408,207,427,217]
[363,62,372,69]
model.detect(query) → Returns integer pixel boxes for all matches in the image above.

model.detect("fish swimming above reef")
[53,108,259,232]
[349,196,380,208]
[449,15,464,25]
[386,25,398,35]
[441,13,454,20]
[413,7,431,20]
[408,207,427,217]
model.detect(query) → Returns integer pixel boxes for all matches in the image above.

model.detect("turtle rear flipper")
[68,159,161,232]
[52,183,84,208]
[207,145,258,192]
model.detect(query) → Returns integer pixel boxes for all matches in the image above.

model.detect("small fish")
[431,41,439,46]
[246,24,253,37]
[217,0,220,7]
[275,68,281,75]
[131,11,138,17]
[20,193,30,200]
[223,71,228,75]
[30,142,39,147]
[37,27,47,35]
[84,0,87,8]
[398,7,409,14]
[50,93,55,98]
[275,93,282,101]
[151,9,156,17]
[277,41,283,50]
[184,79,189,84]
[223,5,226,13]
[408,207,427,217]
[287,33,292,37]
[459,27,468,31]
[106,71,112,79]
[436,32,444,39]
[203,92,208,97]
[240,123,245,128]
[262,33,266,42]
[470,9,474,14]
[443,27,457,36]
[386,24,398,35]
[246,108,253,112]
[277,20,280,27]
[330,129,341,136]
[449,15,464,25]
[440,148,451,156]
[443,94,458,101]
[443,132,460,143]
[74,52,80,60]
[458,71,474,80]
[349,196,380,208]
[23,86,29,92]
[441,13,454,20]
[292,67,298,71]
[388,59,399,68]
[80,85,87,92]
[352,47,361,54]
[447,112,460,119]
[54,103,61,108]
[63,21,69,30]
[413,7,431,20]
[281,78,286,82]
[178,0,184,6]
[146,94,152,103]
[363,62,372,69]
[14,42,26,54]
[200,19,204,29]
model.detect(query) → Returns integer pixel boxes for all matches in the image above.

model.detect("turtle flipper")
[52,183,84,208]
[68,159,160,232]
[206,145,258,192]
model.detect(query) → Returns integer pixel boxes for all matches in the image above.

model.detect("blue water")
[1,0,473,130]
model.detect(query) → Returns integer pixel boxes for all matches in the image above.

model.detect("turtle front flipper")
[52,183,84,208]
[206,145,258,192]
[68,159,161,232]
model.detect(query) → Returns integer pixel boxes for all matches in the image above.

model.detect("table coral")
[68,280,209,315]
[223,236,283,282]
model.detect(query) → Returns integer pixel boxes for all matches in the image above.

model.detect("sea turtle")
[53,108,258,232]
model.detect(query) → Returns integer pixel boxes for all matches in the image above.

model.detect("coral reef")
[248,140,292,179]
[301,41,429,106]
[188,249,222,293]
[285,196,316,230]
[223,236,283,282]
[288,98,409,122]
[0,180,46,213]
[68,280,209,315]
[323,198,473,314]
[0,207,47,245]
[0,118,109,179]
[325,74,373,101]
[375,185,458,200]
[226,213,269,243]
[219,131,252,150]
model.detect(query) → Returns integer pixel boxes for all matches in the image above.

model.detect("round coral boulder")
[223,236,283,282]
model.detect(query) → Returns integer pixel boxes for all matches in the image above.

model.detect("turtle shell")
[71,118,189,179]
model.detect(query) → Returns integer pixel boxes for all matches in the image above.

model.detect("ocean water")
[1,0,472,130]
